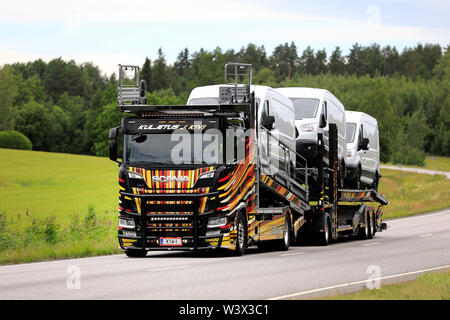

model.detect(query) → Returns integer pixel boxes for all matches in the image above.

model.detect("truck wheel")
[234,212,247,256]
[275,217,291,251]
[318,219,331,246]
[125,249,147,258]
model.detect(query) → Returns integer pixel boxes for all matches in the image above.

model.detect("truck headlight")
[300,123,315,132]
[198,171,215,180]
[128,172,144,180]
[119,218,135,228]
[208,216,227,228]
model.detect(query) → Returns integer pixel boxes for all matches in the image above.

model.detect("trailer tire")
[318,218,331,246]
[359,210,370,240]
[275,216,291,251]
[125,249,147,258]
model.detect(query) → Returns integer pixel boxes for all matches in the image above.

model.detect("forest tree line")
[0,42,449,165]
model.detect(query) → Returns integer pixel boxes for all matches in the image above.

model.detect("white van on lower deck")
[345,111,380,191]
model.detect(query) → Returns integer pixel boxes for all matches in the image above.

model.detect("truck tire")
[275,217,291,251]
[234,212,247,256]
[125,249,147,258]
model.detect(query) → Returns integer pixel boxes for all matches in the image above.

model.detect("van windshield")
[291,98,319,119]
[346,123,357,143]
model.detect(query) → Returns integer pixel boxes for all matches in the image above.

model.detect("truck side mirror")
[319,113,327,128]
[359,138,369,151]
[263,115,275,131]
[109,127,121,163]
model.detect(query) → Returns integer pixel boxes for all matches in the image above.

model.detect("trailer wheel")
[318,218,331,246]
[275,217,291,251]
[359,210,370,240]
[125,249,147,258]
[234,212,247,256]
[369,211,375,239]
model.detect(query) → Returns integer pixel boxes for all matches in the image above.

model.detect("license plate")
[159,237,182,247]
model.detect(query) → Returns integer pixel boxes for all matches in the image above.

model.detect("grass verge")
[378,168,450,219]
[325,271,450,300]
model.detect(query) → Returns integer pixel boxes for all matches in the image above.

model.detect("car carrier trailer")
[109,63,389,257]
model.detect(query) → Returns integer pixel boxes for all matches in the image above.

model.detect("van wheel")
[352,167,362,190]
[338,163,345,189]
[372,172,379,192]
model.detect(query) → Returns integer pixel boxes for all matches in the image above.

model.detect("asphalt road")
[0,208,449,300]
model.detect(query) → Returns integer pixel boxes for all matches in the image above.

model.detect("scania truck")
[109,63,388,257]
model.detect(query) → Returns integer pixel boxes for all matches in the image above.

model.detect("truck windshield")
[346,123,357,143]
[124,133,223,165]
[291,98,319,119]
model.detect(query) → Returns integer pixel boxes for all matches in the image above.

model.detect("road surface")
[0,209,449,300]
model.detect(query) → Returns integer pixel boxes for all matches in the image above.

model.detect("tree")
[329,47,346,75]
[0,66,18,130]
[174,49,191,76]
[141,57,152,90]
[152,48,169,91]
[315,49,328,74]
[300,46,316,75]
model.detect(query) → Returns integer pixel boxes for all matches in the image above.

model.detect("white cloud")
[0,0,346,24]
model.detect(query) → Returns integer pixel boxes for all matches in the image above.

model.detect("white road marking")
[267,264,450,300]
[362,242,380,246]
[419,234,433,238]
[280,252,305,257]
[148,265,191,272]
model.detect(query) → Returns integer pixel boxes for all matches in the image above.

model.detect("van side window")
[359,125,364,145]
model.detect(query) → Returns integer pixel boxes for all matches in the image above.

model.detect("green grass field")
[0,148,449,265]
[326,271,450,300]
[0,148,117,228]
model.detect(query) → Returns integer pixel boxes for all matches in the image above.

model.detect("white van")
[188,85,296,173]
[275,87,347,187]
[344,111,380,191]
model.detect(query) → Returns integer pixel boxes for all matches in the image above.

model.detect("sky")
[0,0,449,76]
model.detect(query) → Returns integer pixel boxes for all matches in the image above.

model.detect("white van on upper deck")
[275,87,347,187]
[345,111,380,191]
